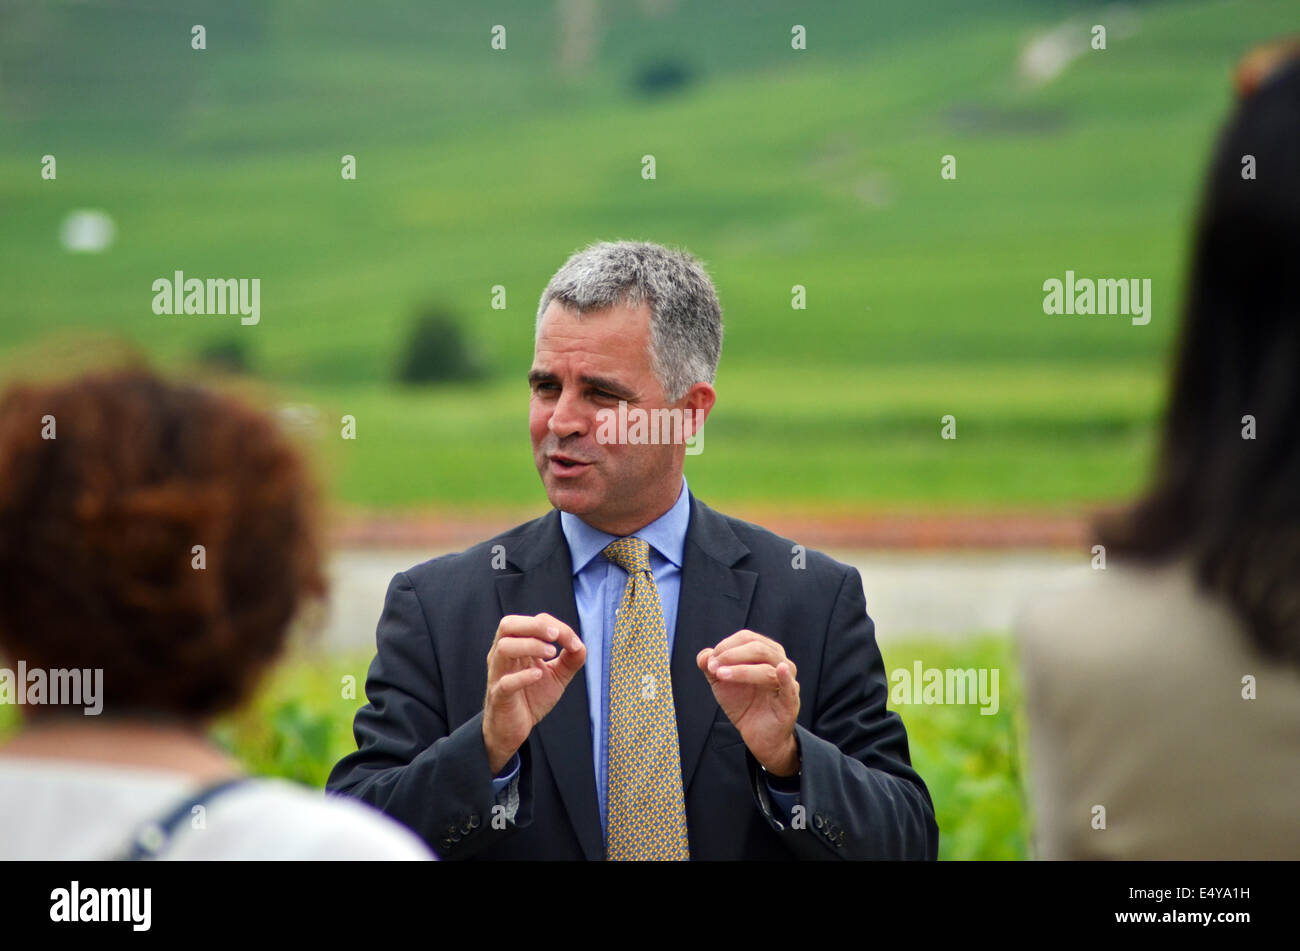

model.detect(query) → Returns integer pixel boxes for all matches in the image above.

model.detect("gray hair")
[535,240,723,402]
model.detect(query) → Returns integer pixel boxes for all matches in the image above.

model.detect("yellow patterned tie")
[603,536,690,860]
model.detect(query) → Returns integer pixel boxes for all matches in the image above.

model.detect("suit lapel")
[494,510,603,861]
[672,494,757,794]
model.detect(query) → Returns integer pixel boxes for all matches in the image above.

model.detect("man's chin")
[542,478,597,515]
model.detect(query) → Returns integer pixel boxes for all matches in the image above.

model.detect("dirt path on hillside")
[330,507,1097,551]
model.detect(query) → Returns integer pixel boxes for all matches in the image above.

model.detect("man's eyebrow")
[578,375,635,399]
[527,369,636,399]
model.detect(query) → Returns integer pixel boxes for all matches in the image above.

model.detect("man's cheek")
[527,414,548,446]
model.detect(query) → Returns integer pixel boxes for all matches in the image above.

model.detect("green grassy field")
[2,0,1293,510]
[0,635,1029,860]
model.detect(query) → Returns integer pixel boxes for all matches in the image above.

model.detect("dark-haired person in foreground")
[0,371,432,859]
[1017,41,1300,859]
[328,240,938,860]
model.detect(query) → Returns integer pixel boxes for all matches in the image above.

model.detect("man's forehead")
[528,348,639,387]
[534,302,650,367]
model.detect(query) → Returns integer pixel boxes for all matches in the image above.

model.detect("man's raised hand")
[697,630,801,776]
[482,613,586,774]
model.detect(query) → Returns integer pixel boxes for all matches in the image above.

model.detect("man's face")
[529,299,704,535]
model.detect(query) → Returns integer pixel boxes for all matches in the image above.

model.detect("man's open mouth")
[550,454,592,473]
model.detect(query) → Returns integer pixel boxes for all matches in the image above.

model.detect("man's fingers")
[709,629,764,656]
[488,615,579,683]
[493,637,561,662]
[488,613,583,681]
[561,627,584,654]
[548,634,586,674]
[494,613,576,644]
[493,614,539,641]
[489,613,578,677]
[709,640,784,671]
[776,662,800,701]
[533,612,578,644]
[696,648,719,686]
[492,666,545,697]
[713,663,782,686]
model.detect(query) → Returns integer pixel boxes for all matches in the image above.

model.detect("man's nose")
[548,387,589,439]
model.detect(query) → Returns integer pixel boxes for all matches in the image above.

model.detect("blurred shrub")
[196,337,252,374]
[395,306,486,384]
[208,650,370,789]
[631,58,695,98]
[0,637,1034,857]
[880,635,1031,860]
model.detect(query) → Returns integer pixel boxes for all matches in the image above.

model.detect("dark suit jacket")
[326,493,939,860]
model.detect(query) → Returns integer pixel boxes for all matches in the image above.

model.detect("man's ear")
[681,382,716,437]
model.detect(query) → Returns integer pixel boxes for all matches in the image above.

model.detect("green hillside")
[2,0,1292,510]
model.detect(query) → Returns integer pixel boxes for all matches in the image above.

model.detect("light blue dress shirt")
[491,475,798,833]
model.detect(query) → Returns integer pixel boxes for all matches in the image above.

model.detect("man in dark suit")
[326,240,938,860]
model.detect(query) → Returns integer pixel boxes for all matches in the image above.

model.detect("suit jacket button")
[814,814,825,830]
[469,814,481,829]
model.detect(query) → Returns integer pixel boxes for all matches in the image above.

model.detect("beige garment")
[1015,554,1300,859]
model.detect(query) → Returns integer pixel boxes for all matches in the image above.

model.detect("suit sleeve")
[325,571,533,859]
[747,566,940,860]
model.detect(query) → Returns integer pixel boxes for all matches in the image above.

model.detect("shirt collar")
[560,475,690,576]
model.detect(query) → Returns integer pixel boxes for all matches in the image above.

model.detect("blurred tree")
[196,337,252,375]
[395,305,486,385]
[632,57,695,98]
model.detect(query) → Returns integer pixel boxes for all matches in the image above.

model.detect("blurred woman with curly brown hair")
[0,369,431,859]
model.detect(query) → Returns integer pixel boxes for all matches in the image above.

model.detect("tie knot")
[602,536,651,574]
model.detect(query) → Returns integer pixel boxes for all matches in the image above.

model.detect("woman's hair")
[0,369,326,719]
[1096,55,1300,666]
